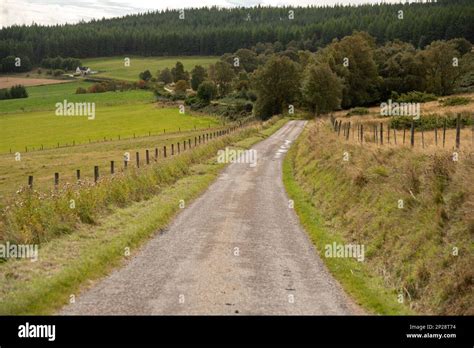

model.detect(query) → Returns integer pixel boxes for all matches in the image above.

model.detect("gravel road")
[60,120,360,315]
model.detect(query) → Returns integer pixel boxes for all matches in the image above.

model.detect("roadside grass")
[283,120,473,315]
[0,117,287,315]
[82,56,218,81]
[283,134,411,315]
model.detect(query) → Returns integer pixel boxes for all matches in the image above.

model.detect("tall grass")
[0,125,261,245]
[285,119,473,314]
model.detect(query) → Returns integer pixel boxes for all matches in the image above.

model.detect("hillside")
[0,0,472,62]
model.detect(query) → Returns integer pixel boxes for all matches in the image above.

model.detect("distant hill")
[0,0,472,63]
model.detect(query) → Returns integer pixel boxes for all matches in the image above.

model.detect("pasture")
[81,56,218,81]
[0,81,153,114]
[0,76,221,199]
[0,126,221,199]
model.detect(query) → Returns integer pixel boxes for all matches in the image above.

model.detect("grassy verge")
[283,150,411,315]
[0,117,287,315]
[283,120,473,315]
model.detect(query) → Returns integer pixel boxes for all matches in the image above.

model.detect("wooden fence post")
[28,175,33,189]
[380,123,383,145]
[443,119,447,148]
[76,169,81,180]
[54,172,59,186]
[146,149,150,164]
[403,127,406,145]
[387,124,391,144]
[421,125,425,148]
[346,122,351,141]
[456,114,461,149]
[164,146,167,158]
[435,128,438,146]
[178,143,180,154]
[136,152,140,167]
[410,121,415,147]
[111,161,114,174]
[171,144,174,155]
[393,128,397,145]
[360,125,364,145]
[94,166,99,182]
[188,139,191,148]
[155,148,158,161]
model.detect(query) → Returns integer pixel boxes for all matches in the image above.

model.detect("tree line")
[147,33,472,119]
[0,0,472,64]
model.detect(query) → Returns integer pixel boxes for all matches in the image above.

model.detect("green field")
[0,56,221,200]
[0,72,221,199]
[2,103,217,152]
[1,80,219,152]
[0,81,154,114]
[82,56,218,81]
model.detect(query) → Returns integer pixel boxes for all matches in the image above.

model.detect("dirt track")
[60,120,360,315]
[0,77,71,89]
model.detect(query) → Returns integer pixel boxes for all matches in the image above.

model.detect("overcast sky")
[0,0,422,28]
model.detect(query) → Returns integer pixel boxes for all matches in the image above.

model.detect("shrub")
[139,70,152,81]
[53,69,65,76]
[0,88,11,100]
[136,80,147,89]
[391,91,437,103]
[246,90,257,102]
[390,112,473,130]
[439,97,470,107]
[174,79,189,97]
[0,85,28,99]
[75,87,87,94]
[87,83,106,93]
[347,107,369,116]
[197,81,217,104]
[9,85,28,99]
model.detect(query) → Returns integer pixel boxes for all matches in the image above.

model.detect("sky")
[0,0,422,28]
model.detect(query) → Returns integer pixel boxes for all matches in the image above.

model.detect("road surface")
[61,120,359,315]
